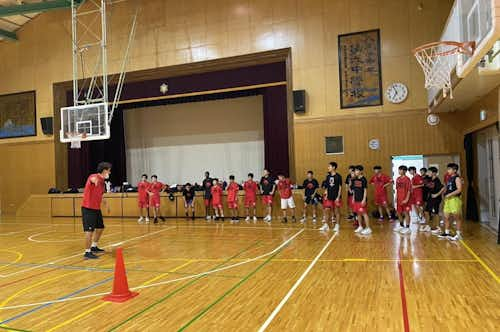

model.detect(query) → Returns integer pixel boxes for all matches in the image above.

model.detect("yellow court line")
[460,240,500,284]
[145,257,478,263]
[0,250,23,272]
[47,260,194,332]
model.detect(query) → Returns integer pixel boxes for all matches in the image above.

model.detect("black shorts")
[82,207,105,232]
[425,198,442,216]
[304,196,319,205]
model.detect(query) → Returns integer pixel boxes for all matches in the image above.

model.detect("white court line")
[0,225,51,236]
[0,229,304,310]
[0,226,175,278]
[258,231,339,332]
[28,231,120,243]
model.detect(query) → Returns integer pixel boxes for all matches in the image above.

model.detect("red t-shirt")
[227,182,240,202]
[369,173,392,196]
[148,182,164,199]
[211,185,223,203]
[82,174,105,210]
[244,180,258,199]
[277,179,293,199]
[138,181,150,202]
[396,175,412,204]
[411,174,424,197]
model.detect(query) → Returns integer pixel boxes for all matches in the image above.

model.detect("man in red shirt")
[277,173,296,223]
[227,175,240,222]
[369,166,394,222]
[137,174,150,224]
[244,173,258,222]
[81,162,112,259]
[148,175,166,224]
[211,179,224,221]
[409,166,424,223]
[394,165,412,234]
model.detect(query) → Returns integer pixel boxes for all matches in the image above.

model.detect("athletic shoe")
[448,233,463,241]
[419,225,426,232]
[319,223,329,232]
[378,217,384,222]
[422,225,431,232]
[192,215,195,221]
[291,216,297,223]
[159,216,165,222]
[245,216,250,222]
[138,217,144,224]
[393,224,402,232]
[354,226,363,233]
[346,214,354,220]
[361,227,372,235]
[312,217,317,223]
[206,215,211,220]
[153,217,158,224]
[84,252,98,259]
[145,217,150,223]
[91,246,105,253]
[282,217,288,223]
[431,227,442,235]
[300,217,306,223]
[438,232,451,239]
[419,218,427,224]
[399,227,411,235]
[333,223,340,232]
[253,216,258,222]
[439,220,444,225]
[234,217,239,223]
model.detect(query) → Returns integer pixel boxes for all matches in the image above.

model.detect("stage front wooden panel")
[43,191,311,219]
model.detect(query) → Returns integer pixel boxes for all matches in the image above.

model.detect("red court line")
[397,251,410,332]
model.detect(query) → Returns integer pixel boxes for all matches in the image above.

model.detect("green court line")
[107,241,262,332]
[177,246,282,331]
[0,325,32,332]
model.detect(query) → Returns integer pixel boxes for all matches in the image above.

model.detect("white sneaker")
[145,217,150,223]
[354,226,363,233]
[393,224,402,232]
[422,225,431,232]
[245,216,250,222]
[333,223,340,232]
[138,217,144,224]
[206,215,211,220]
[419,218,426,224]
[431,227,442,235]
[300,217,306,223]
[419,225,426,232]
[439,220,444,225]
[253,216,258,222]
[448,233,463,241]
[312,217,317,223]
[400,227,411,235]
[361,227,372,235]
[319,223,329,232]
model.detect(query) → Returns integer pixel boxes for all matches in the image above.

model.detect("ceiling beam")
[0,0,86,18]
[0,28,17,41]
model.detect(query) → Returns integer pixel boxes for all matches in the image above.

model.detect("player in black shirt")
[320,162,342,232]
[202,171,213,220]
[301,170,320,223]
[421,167,444,233]
[345,165,356,220]
[182,183,196,220]
[260,169,276,222]
[351,165,372,235]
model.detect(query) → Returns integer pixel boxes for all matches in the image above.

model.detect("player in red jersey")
[277,173,296,223]
[409,166,425,223]
[211,178,224,221]
[394,166,412,234]
[137,174,150,224]
[243,173,259,222]
[81,162,111,259]
[148,175,166,224]
[227,175,240,222]
[369,166,394,222]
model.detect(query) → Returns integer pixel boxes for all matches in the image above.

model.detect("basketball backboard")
[60,102,110,143]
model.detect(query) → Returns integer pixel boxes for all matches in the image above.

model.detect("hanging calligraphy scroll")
[338,29,382,109]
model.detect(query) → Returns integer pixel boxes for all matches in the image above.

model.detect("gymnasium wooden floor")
[0,216,498,331]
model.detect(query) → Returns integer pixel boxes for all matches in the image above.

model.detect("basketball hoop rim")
[412,41,476,57]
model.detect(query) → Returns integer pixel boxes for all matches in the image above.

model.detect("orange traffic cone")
[103,247,139,303]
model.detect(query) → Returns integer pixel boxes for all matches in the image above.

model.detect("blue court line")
[0,276,113,325]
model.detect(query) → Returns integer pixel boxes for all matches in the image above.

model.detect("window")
[325,136,344,154]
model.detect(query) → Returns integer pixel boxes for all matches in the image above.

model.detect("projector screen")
[124,96,264,185]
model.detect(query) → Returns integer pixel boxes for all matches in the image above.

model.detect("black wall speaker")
[293,90,306,114]
[41,117,53,135]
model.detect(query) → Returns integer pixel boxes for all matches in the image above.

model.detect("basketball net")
[413,41,475,99]
[66,132,87,149]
